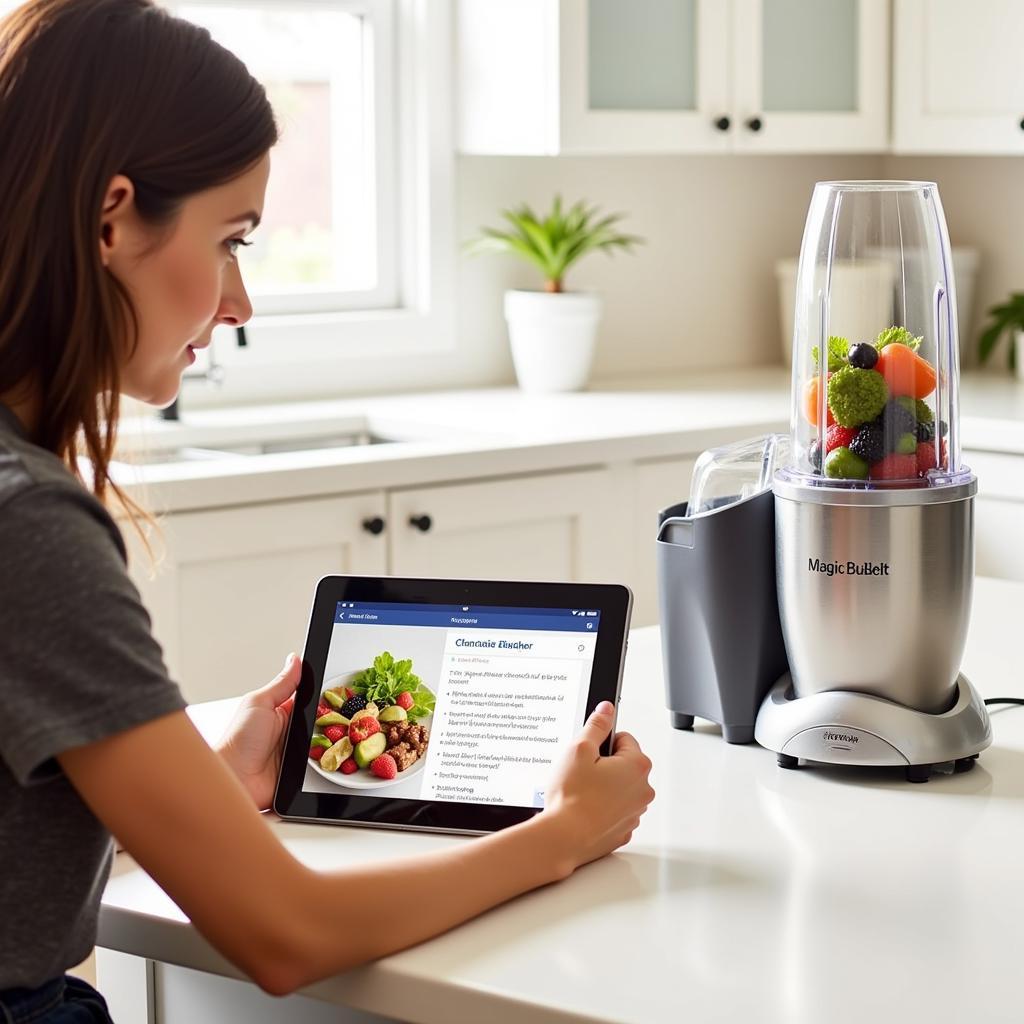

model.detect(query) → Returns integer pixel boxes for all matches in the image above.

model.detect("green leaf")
[977,291,1024,368]
[876,326,922,352]
[464,195,643,287]
[812,336,849,371]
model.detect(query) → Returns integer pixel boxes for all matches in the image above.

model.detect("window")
[171,1,399,315]
[0,0,456,401]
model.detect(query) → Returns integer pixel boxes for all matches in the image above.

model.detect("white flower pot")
[503,290,602,393]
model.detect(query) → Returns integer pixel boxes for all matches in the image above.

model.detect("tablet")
[273,575,632,835]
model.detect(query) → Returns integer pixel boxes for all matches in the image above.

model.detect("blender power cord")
[984,698,1024,708]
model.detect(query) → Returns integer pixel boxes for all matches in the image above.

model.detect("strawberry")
[825,424,857,453]
[345,687,356,698]
[916,441,938,476]
[348,716,381,744]
[340,757,359,775]
[309,745,327,761]
[396,691,414,711]
[323,724,347,744]
[869,453,918,481]
[316,702,332,720]
[370,754,398,780]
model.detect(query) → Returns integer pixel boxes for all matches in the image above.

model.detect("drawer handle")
[713,115,731,131]
[746,115,763,132]
[361,516,386,535]
[409,514,433,533]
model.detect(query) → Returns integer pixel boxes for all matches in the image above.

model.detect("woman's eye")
[225,238,253,260]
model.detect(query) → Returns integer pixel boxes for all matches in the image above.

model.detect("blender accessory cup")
[656,435,789,743]
[756,181,990,780]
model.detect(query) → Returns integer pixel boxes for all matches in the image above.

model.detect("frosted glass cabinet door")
[560,0,731,152]
[732,0,889,152]
[893,0,1024,154]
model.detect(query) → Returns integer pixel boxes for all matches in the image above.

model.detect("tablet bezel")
[273,575,632,834]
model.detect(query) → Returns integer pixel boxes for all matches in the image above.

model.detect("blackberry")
[880,398,916,446]
[938,419,949,437]
[916,421,935,443]
[849,426,885,463]
[340,694,368,719]
[848,342,879,370]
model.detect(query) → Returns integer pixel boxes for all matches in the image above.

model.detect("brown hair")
[0,0,277,539]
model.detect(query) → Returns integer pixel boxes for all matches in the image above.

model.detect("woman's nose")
[216,261,253,327]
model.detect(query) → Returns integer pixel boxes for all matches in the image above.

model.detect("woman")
[0,0,655,1018]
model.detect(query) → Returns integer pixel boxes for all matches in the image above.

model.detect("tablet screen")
[302,600,601,809]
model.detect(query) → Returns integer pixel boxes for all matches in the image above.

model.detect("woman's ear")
[99,174,136,267]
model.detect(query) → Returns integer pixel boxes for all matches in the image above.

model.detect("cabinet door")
[630,456,696,628]
[893,0,1024,154]
[732,0,889,152]
[965,450,1024,581]
[559,0,731,153]
[387,470,620,583]
[126,494,387,703]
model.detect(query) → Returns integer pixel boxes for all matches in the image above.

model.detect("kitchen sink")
[112,422,421,466]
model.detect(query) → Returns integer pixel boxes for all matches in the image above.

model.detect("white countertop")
[108,369,1024,514]
[99,575,1024,1024]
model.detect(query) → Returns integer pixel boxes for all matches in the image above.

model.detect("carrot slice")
[876,343,936,399]
[802,375,834,426]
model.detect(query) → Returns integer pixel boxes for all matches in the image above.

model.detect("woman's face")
[100,154,271,407]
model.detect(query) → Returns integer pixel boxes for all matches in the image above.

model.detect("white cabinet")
[893,0,1024,155]
[126,493,387,703]
[125,471,626,702]
[965,450,1024,582]
[386,469,622,582]
[457,0,888,154]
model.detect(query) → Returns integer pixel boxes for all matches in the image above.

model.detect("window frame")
[178,0,457,405]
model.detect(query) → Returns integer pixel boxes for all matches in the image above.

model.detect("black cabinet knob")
[409,514,433,533]
[746,116,763,132]
[1019,116,1024,131]
[361,516,386,535]
[714,115,731,131]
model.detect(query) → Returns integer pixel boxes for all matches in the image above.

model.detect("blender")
[753,180,991,782]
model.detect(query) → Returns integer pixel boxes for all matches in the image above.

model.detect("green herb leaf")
[875,326,922,352]
[811,335,850,371]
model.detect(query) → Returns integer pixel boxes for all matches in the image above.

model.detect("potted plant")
[466,196,642,393]
[978,291,1024,377]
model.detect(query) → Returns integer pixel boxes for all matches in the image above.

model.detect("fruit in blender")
[848,342,879,369]
[868,453,918,480]
[824,447,869,480]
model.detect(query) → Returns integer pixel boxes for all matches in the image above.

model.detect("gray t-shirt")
[0,403,186,989]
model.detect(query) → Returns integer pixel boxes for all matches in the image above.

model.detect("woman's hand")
[216,653,301,811]
[540,701,655,874]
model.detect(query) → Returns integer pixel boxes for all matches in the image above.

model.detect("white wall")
[883,155,1024,370]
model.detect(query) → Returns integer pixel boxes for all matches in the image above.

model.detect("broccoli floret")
[827,366,889,427]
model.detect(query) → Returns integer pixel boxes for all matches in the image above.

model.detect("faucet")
[159,325,247,421]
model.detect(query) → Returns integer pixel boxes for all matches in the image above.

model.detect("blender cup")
[775,181,976,714]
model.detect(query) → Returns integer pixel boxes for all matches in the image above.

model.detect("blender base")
[754,672,992,782]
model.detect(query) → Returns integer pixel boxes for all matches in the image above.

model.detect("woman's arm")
[59,701,652,996]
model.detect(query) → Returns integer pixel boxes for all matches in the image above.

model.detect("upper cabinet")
[893,0,1024,154]
[456,0,889,155]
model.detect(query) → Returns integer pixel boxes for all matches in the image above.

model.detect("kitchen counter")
[97,576,1024,1024]
[109,368,1024,514]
